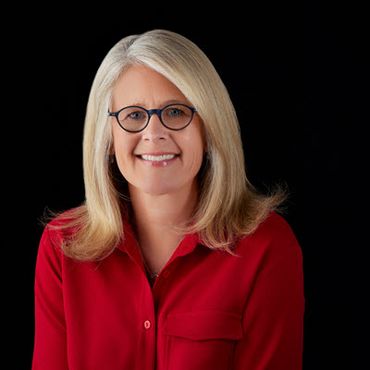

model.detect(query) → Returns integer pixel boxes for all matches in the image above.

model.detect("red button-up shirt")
[32,211,304,370]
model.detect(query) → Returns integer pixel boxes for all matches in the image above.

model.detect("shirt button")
[144,320,151,330]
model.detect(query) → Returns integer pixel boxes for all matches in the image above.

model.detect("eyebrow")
[128,99,190,108]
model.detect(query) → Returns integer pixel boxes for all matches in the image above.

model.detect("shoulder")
[38,208,80,256]
[34,212,80,293]
[254,211,297,242]
[235,211,301,257]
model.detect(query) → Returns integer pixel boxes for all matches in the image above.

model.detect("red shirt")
[32,211,304,370]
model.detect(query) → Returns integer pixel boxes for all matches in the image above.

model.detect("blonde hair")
[51,29,286,260]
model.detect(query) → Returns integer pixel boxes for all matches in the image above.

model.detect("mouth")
[135,153,180,162]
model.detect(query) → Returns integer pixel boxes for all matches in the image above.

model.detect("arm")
[234,234,305,370]
[32,226,69,370]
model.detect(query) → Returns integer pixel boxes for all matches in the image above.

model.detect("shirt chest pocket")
[164,311,243,370]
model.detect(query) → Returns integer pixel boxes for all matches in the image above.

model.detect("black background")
[11,2,361,369]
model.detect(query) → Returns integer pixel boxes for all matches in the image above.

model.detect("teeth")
[141,154,176,161]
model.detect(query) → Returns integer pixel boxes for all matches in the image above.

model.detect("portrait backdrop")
[11,2,358,369]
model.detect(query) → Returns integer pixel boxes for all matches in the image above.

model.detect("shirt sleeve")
[32,226,69,370]
[233,230,305,369]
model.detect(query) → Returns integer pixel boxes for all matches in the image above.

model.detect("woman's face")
[110,65,206,196]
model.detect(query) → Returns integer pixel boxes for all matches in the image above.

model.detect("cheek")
[184,133,205,171]
[111,135,139,181]
[112,127,135,159]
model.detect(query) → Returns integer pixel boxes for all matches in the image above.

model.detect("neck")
[128,182,198,274]
[129,181,198,232]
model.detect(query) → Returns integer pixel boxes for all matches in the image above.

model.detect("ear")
[108,141,115,155]
[108,155,115,164]
[203,142,208,154]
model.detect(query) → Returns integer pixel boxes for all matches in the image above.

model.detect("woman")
[32,29,304,370]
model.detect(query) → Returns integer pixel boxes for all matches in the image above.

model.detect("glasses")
[108,103,197,133]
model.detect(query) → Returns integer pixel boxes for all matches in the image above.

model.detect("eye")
[126,110,147,120]
[166,107,184,117]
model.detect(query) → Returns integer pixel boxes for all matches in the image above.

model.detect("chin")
[139,183,179,196]
[143,188,176,196]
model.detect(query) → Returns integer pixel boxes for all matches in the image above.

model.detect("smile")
[140,154,177,161]
[136,153,180,167]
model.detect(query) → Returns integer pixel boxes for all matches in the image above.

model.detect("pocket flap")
[165,311,243,341]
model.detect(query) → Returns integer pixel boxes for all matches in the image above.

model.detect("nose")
[142,112,168,141]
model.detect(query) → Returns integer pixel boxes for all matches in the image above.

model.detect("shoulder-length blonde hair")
[52,29,286,261]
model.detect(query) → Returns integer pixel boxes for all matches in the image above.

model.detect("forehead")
[112,65,188,108]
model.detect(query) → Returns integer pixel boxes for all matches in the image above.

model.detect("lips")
[135,152,180,161]
[142,154,178,161]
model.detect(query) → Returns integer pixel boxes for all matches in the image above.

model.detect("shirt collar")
[116,217,203,261]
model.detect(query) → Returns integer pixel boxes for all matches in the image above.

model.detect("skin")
[110,65,206,274]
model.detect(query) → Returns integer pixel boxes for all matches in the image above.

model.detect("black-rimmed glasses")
[108,103,197,133]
